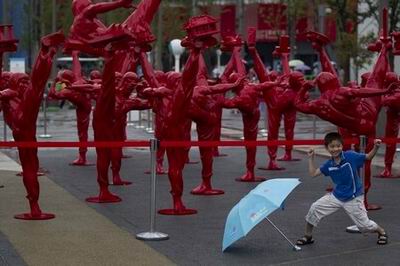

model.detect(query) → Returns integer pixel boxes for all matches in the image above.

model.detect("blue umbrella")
[222,178,301,252]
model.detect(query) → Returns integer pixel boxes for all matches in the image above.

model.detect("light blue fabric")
[222,178,301,251]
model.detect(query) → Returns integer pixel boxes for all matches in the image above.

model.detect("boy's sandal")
[377,233,388,245]
[296,236,314,246]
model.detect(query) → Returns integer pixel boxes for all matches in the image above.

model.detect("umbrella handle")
[265,217,301,251]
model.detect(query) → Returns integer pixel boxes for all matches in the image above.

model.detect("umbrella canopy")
[289,59,305,67]
[222,178,301,251]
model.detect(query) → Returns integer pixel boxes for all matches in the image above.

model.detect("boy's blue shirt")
[320,150,366,202]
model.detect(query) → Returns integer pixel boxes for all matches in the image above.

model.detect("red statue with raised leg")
[158,15,218,215]
[295,21,392,210]
[1,31,64,219]
[49,51,94,166]
[379,72,400,178]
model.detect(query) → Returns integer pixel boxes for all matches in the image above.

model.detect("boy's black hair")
[324,132,343,146]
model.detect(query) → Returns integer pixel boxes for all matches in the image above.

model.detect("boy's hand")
[374,139,382,147]
[307,148,315,158]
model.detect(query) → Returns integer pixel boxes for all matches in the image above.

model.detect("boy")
[297,132,388,245]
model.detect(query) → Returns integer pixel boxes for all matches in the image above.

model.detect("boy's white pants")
[305,193,378,233]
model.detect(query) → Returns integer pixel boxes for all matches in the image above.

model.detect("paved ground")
[0,108,399,265]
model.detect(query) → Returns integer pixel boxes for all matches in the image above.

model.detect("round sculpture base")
[14,212,55,220]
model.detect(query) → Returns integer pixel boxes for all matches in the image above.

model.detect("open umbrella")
[222,178,301,252]
[288,59,305,67]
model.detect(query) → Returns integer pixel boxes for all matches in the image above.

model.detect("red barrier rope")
[0,137,399,148]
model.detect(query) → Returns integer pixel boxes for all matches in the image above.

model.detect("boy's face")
[326,140,343,158]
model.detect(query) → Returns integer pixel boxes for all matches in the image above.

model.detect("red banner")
[257,3,287,42]
[220,5,236,37]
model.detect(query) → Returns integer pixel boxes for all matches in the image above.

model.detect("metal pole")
[39,94,52,138]
[346,135,367,233]
[265,217,301,251]
[145,110,154,133]
[312,115,317,139]
[136,111,145,129]
[127,111,134,126]
[3,116,7,141]
[136,138,169,241]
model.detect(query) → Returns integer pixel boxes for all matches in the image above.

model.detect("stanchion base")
[258,166,285,171]
[158,208,197,215]
[86,195,122,203]
[111,180,132,186]
[136,232,169,241]
[38,134,52,138]
[345,225,361,233]
[190,188,224,195]
[374,174,400,179]
[235,176,266,182]
[14,212,55,220]
[293,245,302,251]
[367,204,382,211]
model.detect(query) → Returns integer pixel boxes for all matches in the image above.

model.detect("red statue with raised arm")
[295,25,392,209]
[1,31,64,219]
[49,52,94,166]
[158,15,218,215]
[379,72,400,178]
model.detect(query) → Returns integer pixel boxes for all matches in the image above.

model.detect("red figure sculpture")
[137,51,169,174]
[0,31,64,219]
[48,52,94,166]
[200,71,278,182]
[247,30,298,170]
[158,15,218,215]
[295,26,392,210]
[378,72,400,178]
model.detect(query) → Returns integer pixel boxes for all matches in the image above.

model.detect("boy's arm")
[308,148,322,177]
[366,139,381,160]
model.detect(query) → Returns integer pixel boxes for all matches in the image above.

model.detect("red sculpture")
[48,52,94,166]
[0,31,64,219]
[111,71,152,185]
[158,15,218,215]
[295,26,392,210]
[247,30,300,170]
[379,72,400,178]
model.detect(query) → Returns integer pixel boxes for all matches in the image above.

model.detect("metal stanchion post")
[39,94,52,138]
[3,116,7,141]
[136,138,169,241]
[146,110,154,134]
[312,115,317,139]
[136,110,145,129]
[127,111,134,126]
[346,135,366,233]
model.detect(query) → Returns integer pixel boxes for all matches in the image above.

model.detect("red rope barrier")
[1,137,399,148]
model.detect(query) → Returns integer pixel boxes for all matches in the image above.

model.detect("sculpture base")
[190,188,224,195]
[374,174,400,179]
[258,166,285,171]
[158,208,197,215]
[277,157,301,161]
[86,195,122,203]
[366,204,382,211]
[111,180,132,186]
[14,212,55,220]
[235,176,266,182]
[69,162,95,166]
